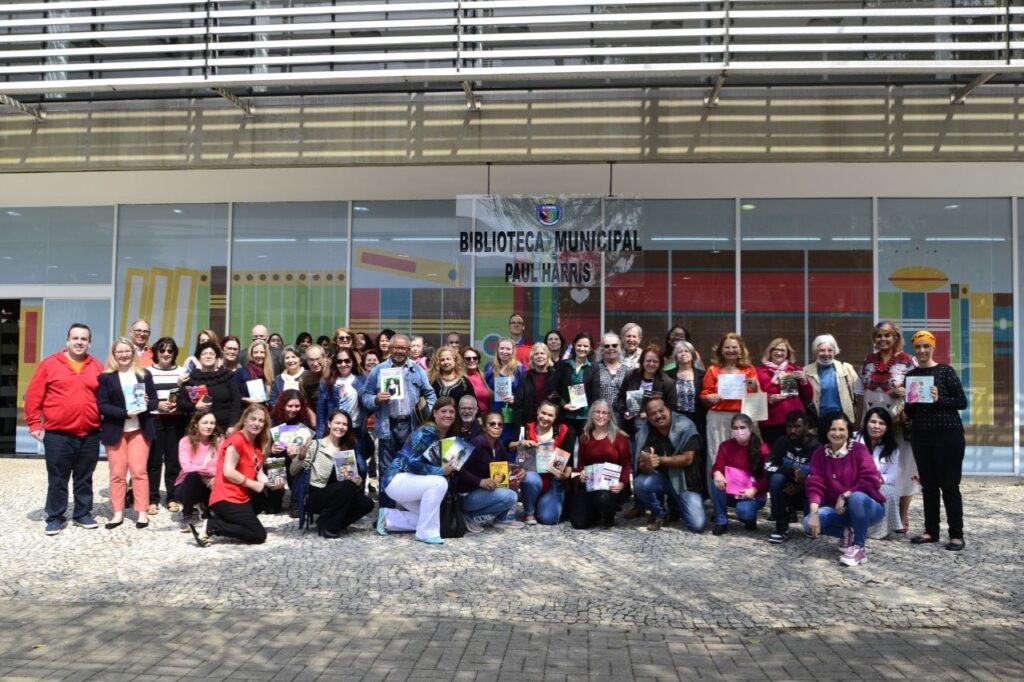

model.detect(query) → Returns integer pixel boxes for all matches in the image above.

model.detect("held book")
[273,424,300,448]
[584,462,622,492]
[494,375,514,402]
[265,457,287,487]
[516,444,537,472]
[534,442,555,473]
[124,383,147,413]
[489,461,510,488]
[185,384,208,404]
[778,374,798,398]
[625,389,644,416]
[724,466,754,496]
[567,383,588,410]
[906,376,934,404]
[246,379,267,402]
[440,436,473,471]
[380,367,405,400]
[332,450,358,481]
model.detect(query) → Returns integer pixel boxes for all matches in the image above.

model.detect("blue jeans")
[520,471,564,525]
[803,491,885,547]
[633,472,707,533]
[769,472,808,532]
[462,487,518,522]
[710,485,766,526]
[376,418,412,509]
[43,430,100,523]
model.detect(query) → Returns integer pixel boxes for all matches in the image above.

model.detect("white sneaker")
[495,519,526,530]
[464,515,485,534]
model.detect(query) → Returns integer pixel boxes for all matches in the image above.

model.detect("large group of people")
[25,314,969,563]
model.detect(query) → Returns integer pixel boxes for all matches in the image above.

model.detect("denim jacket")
[380,424,447,493]
[316,375,367,438]
[359,360,436,439]
[632,412,701,495]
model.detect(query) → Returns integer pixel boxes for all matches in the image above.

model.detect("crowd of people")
[25,315,968,564]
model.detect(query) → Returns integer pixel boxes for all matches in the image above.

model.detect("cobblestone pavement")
[4,458,1023,680]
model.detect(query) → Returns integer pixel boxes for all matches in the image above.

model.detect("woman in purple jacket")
[804,411,885,567]
[457,411,524,533]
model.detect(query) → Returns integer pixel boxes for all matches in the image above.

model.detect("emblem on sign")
[536,198,563,227]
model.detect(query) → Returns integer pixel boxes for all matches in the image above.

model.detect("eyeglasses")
[336,335,351,341]
[336,358,353,365]
[157,349,175,355]
[485,421,503,427]
[131,329,150,336]
[603,343,619,349]
[464,356,478,362]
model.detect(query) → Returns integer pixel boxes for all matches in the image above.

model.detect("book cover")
[186,384,208,404]
[265,456,287,486]
[124,382,147,413]
[717,374,746,400]
[724,465,754,496]
[778,374,798,397]
[440,436,473,471]
[567,383,588,410]
[167,388,179,405]
[246,379,267,402]
[906,376,934,404]
[516,443,537,471]
[273,424,300,447]
[380,367,405,400]
[534,442,554,473]
[489,461,510,488]
[584,462,622,491]
[494,375,514,402]
[625,389,644,415]
[332,450,358,481]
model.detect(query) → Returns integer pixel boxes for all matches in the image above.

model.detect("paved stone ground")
[4,458,1023,680]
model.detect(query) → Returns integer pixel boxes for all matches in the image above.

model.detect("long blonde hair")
[104,337,143,376]
[489,337,521,377]
[246,339,275,386]
[230,404,273,454]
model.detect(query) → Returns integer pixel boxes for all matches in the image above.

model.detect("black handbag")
[439,477,467,539]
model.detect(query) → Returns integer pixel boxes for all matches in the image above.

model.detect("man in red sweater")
[24,322,103,535]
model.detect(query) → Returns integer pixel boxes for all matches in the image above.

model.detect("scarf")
[246,361,265,381]
[762,360,793,385]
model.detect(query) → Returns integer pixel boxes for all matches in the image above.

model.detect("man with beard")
[764,410,820,543]
[631,394,706,533]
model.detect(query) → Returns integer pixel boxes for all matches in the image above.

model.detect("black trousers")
[569,490,619,529]
[912,428,965,540]
[306,479,375,533]
[209,493,271,544]
[148,417,184,504]
[175,472,211,516]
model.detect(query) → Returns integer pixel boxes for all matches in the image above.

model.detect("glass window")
[231,202,348,346]
[350,201,471,350]
[879,198,1013,473]
[606,199,735,360]
[0,206,113,284]
[115,204,229,353]
[740,199,873,366]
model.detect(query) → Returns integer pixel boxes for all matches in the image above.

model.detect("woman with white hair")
[803,334,858,424]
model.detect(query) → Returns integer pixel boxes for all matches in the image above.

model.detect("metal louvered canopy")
[1,1,1022,103]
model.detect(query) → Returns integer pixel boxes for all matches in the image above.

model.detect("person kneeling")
[190,404,283,546]
[710,414,769,535]
[458,412,523,533]
[631,394,706,533]
[294,409,375,538]
[803,412,886,567]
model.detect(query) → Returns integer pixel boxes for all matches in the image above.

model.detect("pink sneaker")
[839,545,867,567]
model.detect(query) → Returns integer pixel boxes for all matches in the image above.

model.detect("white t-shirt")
[118,370,142,433]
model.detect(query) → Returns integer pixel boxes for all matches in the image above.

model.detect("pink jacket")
[176,437,218,486]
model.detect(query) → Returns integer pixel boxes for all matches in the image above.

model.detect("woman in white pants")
[377,396,456,545]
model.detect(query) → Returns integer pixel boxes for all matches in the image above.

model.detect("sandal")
[945,539,965,551]
[910,534,938,544]
[189,520,211,548]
